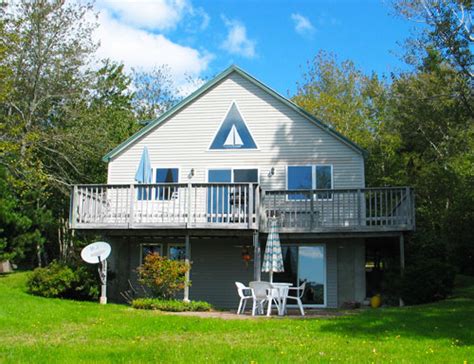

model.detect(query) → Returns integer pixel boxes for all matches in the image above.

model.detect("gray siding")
[190,237,254,308]
[336,239,366,305]
[106,235,254,309]
[107,236,366,309]
[107,72,364,191]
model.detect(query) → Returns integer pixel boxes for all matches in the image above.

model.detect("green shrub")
[132,298,212,312]
[400,259,456,305]
[27,261,99,300]
[137,253,190,299]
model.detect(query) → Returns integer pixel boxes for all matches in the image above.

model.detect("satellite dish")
[81,241,111,264]
[81,241,111,305]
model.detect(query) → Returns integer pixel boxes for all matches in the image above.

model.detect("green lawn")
[0,273,473,363]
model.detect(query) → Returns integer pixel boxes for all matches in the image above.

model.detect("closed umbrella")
[262,218,284,283]
[135,146,152,199]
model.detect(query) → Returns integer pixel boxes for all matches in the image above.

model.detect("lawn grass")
[0,272,473,363]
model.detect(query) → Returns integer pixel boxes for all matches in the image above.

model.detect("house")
[70,65,415,309]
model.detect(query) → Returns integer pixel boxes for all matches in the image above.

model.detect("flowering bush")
[136,252,190,299]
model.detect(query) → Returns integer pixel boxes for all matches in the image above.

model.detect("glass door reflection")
[274,245,326,306]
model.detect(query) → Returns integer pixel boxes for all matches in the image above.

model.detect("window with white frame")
[168,244,186,260]
[287,165,333,200]
[140,244,162,264]
[155,168,179,200]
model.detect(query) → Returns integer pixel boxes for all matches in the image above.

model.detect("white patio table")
[268,282,292,316]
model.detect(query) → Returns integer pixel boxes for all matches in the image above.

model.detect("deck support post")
[399,233,405,307]
[184,233,191,302]
[253,231,261,281]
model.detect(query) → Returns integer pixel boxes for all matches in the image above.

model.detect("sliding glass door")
[207,169,258,222]
[274,245,326,306]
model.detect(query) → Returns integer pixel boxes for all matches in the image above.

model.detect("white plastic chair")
[249,281,281,316]
[286,281,306,316]
[235,282,255,315]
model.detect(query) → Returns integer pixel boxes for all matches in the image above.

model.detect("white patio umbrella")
[261,218,284,283]
[135,146,152,184]
[135,146,152,200]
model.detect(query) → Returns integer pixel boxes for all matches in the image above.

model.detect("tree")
[2,0,97,188]
[131,65,180,122]
[0,1,182,266]
[392,0,473,80]
[0,1,100,265]
[389,57,474,271]
[292,51,401,186]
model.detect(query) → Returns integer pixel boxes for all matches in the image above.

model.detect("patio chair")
[249,281,278,316]
[286,281,306,316]
[235,282,255,315]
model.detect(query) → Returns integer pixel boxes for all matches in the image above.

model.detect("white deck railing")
[70,183,258,229]
[70,184,414,233]
[261,187,415,233]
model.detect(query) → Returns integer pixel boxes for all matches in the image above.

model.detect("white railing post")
[357,189,362,226]
[254,186,260,230]
[248,183,254,229]
[259,188,266,231]
[70,185,78,228]
[129,184,134,228]
[187,182,192,227]
[404,187,410,226]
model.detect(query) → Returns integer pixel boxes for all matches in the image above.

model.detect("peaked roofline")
[103,65,366,162]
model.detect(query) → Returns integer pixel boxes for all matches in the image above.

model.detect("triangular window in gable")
[210,102,257,149]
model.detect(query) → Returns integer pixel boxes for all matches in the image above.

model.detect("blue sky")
[95,0,414,96]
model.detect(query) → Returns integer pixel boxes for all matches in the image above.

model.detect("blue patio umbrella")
[262,218,284,283]
[135,146,152,199]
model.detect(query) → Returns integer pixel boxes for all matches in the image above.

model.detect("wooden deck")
[70,184,415,233]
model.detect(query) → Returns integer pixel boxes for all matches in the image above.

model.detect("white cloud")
[220,17,256,58]
[94,10,212,85]
[291,13,315,36]
[99,0,209,31]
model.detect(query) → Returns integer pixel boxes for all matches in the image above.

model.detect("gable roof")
[103,65,366,162]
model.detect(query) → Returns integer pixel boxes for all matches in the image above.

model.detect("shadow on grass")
[319,298,474,345]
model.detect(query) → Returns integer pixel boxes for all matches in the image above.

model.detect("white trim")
[206,167,260,183]
[139,243,163,264]
[207,100,260,151]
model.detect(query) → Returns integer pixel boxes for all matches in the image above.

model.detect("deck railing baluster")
[71,185,414,233]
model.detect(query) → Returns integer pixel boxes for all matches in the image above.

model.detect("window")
[168,244,186,260]
[140,244,162,264]
[316,166,332,189]
[210,103,257,150]
[288,166,312,200]
[233,169,258,183]
[316,165,332,199]
[155,168,179,200]
[287,165,333,200]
